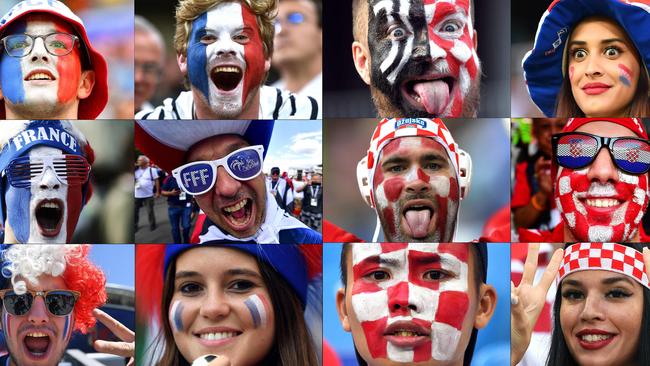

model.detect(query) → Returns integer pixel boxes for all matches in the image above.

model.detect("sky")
[264,120,322,175]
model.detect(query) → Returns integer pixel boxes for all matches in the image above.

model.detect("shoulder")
[135,92,193,120]
[279,226,323,244]
[259,86,321,120]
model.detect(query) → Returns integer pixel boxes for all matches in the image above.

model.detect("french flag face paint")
[372,137,460,242]
[0,14,82,115]
[367,0,478,117]
[555,165,649,242]
[61,312,73,342]
[350,244,470,363]
[2,309,12,338]
[169,300,185,333]
[186,2,266,118]
[244,294,270,328]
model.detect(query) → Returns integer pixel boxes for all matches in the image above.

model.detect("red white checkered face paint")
[350,244,470,363]
[372,136,460,242]
[186,2,266,118]
[367,0,479,117]
[0,14,83,116]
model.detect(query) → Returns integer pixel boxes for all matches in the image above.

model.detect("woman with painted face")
[522,0,650,117]
[137,244,321,366]
[511,243,650,366]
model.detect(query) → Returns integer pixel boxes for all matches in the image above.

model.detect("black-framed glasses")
[0,289,80,316]
[1,33,79,58]
[552,132,650,174]
[4,154,91,189]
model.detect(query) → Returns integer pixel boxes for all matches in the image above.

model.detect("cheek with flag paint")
[350,244,470,363]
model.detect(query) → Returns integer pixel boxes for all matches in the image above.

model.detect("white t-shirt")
[135,167,157,198]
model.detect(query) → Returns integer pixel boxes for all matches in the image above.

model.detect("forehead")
[349,243,471,271]
[574,121,637,137]
[186,134,250,162]
[279,0,317,15]
[378,136,449,161]
[175,246,259,273]
[562,269,640,289]
[194,1,253,32]
[28,145,64,157]
[22,274,68,291]
[571,17,628,42]
[5,13,75,34]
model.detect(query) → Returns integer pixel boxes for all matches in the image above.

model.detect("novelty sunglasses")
[0,289,80,317]
[552,132,650,174]
[172,145,264,195]
[4,155,91,188]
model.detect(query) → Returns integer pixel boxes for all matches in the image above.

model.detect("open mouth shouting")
[384,321,431,349]
[401,199,436,239]
[210,65,243,92]
[221,198,256,233]
[35,199,64,237]
[401,75,456,116]
[22,330,53,361]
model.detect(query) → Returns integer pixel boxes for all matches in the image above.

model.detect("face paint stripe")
[187,12,210,99]
[3,311,10,336]
[0,19,26,103]
[241,3,265,106]
[63,313,72,341]
[54,20,81,103]
[618,63,632,87]
[244,294,268,328]
[170,300,184,332]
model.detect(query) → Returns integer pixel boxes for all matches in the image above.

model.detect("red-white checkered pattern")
[559,243,649,289]
[564,118,648,139]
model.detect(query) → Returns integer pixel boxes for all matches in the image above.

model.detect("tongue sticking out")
[404,209,432,238]
[413,80,450,115]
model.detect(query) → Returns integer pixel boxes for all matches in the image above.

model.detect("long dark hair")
[546,243,650,366]
[151,249,319,366]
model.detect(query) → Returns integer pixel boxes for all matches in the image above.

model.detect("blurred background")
[322,0,511,117]
[1,0,136,119]
[325,118,511,243]
[323,243,511,366]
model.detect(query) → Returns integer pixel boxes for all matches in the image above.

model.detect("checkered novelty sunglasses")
[3,155,91,188]
[172,145,264,195]
[0,289,80,316]
[552,132,650,175]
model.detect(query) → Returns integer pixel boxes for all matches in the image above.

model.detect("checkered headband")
[559,243,649,289]
[366,118,460,207]
[563,118,648,139]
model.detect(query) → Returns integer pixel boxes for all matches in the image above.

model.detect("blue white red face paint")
[244,294,269,328]
[367,0,479,117]
[186,2,266,118]
[170,300,185,332]
[0,14,82,116]
[351,244,470,363]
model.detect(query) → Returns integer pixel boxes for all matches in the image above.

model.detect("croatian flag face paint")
[372,137,460,242]
[186,2,266,118]
[5,145,85,244]
[0,14,82,115]
[368,0,479,117]
[244,294,270,328]
[555,165,649,242]
[351,244,470,363]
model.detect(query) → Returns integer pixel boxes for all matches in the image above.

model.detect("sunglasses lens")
[54,156,90,186]
[178,163,214,194]
[7,157,34,188]
[612,139,650,174]
[556,134,598,169]
[45,291,77,316]
[4,293,32,316]
[226,148,262,180]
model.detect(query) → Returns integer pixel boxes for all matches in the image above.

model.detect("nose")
[199,292,231,320]
[583,55,603,78]
[411,27,431,62]
[39,168,61,190]
[215,40,238,58]
[215,166,242,197]
[579,294,605,322]
[405,170,431,195]
[30,37,50,63]
[586,148,619,183]
[388,282,417,315]
[27,296,49,325]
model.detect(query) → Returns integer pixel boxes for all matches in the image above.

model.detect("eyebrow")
[175,268,262,281]
[569,38,626,47]
[563,275,635,287]
[358,255,401,268]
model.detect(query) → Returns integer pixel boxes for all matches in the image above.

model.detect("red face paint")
[241,4,265,105]
[54,19,82,103]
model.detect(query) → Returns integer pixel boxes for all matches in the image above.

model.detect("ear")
[351,41,371,85]
[77,70,95,99]
[264,57,271,73]
[336,288,351,332]
[473,29,478,50]
[474,283,497,329]
[177,53,188,75]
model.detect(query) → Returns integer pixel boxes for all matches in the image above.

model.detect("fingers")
[521,243,540,286]
[93,309,135,342]
[93,340,134,358]
[538,248,564,293]
[643,247,650,279]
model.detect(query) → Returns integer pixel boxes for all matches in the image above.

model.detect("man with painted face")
[136,0,320,120]
[0,120,94,244]
[0,0,108,120]
[135,120,322,244]
[351,0,480,118]
[519,118,650,243]
[353,117,472,243]
[336,243,496,366]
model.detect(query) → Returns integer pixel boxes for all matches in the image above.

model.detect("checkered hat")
[366,118,461,207]
[559,243,649,289]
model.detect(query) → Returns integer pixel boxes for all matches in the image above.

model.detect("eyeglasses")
[172,145,264,195]
[135,61,162,77]
[0,289,80,316]
[552,132,650,174]
[4,155,91,189]
[1,33,79,58]
[274,12,306,33]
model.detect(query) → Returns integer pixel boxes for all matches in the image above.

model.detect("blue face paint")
[5,183,31,243]
[0,19,26,104]
[187,12,209,100]
[169,300,184,332]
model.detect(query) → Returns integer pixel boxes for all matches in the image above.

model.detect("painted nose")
[411,28,431,62]
[216,40,238,57]
[39,168,61,190]
[388,282,417,315]
[586,147,619,184]
[30,37,50,63]
[405,171,431,195]
[215,166,242,197]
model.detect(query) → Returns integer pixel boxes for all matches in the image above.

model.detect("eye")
[48,40,66,49]
[423,270,447,281]
[179,282,203,295]
[10,41,28,50]
[229,280,255,292]
[365,270,390,281]
[606,289,632,299]
[200,34,217,45]
[604,46,620,58]
[233,33,250,44]
[561,289,584,301]
[440,22,461,33]
[572,49,587,61]
[424,162,441,171]
[388,26,408,41]
[387,165,405,173]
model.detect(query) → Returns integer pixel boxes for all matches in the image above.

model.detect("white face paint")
[349,243,470,363]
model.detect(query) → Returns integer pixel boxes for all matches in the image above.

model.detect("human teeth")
[393,330,419,337]
[215,66,240,73]
[199,332,237,340]
[28,73,52,80]
[42,202,59,209]
[581,334,611,342]
[27,332,48,337]
[224,200,246,213]
[586,198,619,208]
